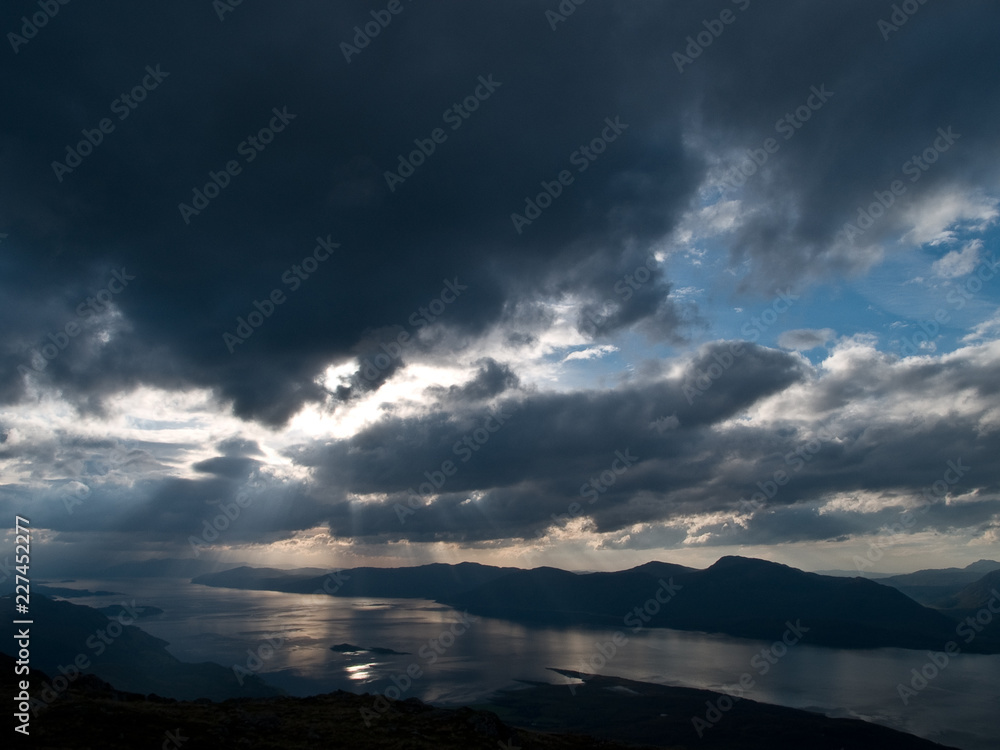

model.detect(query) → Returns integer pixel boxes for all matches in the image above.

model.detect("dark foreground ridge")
[1,651,647,750]
[3,652,956,750]
[486,670,959,750]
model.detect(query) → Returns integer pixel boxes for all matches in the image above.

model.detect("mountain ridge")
[192,556,1000,653]
[878,560,1000,607]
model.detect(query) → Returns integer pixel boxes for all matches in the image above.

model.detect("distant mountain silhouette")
[926,569,1000,643]
[965,559,1000,574]
[879,560,1000,607]
[881,559,1000,587]
[194,561,520,600]
[96,557,255,578]
[813,569,893,579]
[0,595,279,701]
[446,555,981,650]
[437,562,695,626]
[191,564,318,589]
[195,556,1000,653]
[943,568,1000,609]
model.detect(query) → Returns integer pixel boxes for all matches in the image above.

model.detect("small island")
[330,642,410,655]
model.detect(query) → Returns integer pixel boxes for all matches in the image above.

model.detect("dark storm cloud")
[6,342,999,552]
[192,455,261,479]
[3,342,798,547]
[570,247,693,341]
[2,469,332,558]
[287,343,808,541]
[805,343,1000,413]
[278,342,1000,545]
[2,1,997,423]
[216,437,264,457]
[331,329,412,404]
[424,358,520,404]
[3,1,999,563]
[0,433,174,481]
[685,496,1000,550]
[679,3,1000,289]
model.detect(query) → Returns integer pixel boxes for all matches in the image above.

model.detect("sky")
[1,1,999,578]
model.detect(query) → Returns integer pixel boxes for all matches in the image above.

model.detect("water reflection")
[49,577,999,750]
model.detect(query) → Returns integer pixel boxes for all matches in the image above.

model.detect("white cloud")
[962,310,1000,343]
[932,239,982,278]
[563,344,619,362]
[671,198,746,251]
[671,286,702,298]
[901,188,999,246]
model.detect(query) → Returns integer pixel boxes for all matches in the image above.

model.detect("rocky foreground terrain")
[8,657,648,749]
